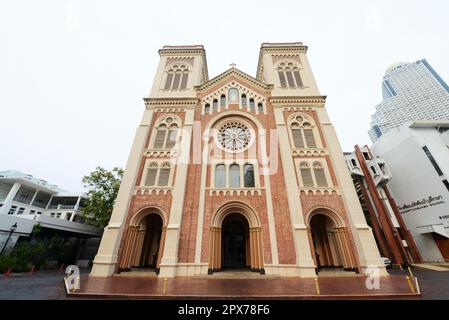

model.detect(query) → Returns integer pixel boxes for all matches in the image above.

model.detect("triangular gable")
[194,67,273,93]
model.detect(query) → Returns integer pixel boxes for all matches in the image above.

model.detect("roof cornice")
[143,97,200,109]
[194,67,273,92]
[269,96,327,106]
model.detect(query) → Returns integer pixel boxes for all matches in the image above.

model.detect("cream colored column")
[159,108,195,278]
[91,109,154,277]
[194,132,210,271]
[273,108,316,277]
[315,107,386,276]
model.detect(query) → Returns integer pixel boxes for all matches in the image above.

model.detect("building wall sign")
[399,195,446,214]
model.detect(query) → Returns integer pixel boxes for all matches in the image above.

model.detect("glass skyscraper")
[368,59,449,142]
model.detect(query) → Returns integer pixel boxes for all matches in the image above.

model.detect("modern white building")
[0,170,101,256]
[371,120,449,262]
[368,59,449,143]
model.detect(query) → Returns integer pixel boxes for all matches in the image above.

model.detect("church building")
[90,43,386,278]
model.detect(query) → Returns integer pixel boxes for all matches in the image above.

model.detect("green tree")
[81,167,123,229]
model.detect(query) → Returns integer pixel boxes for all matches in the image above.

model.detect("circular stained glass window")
[216,121,253,152]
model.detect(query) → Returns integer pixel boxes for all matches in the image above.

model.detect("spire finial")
[229,62,236,68]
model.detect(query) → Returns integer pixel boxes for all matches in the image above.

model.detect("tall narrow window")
[215,164,226,188]
[164,73,173,90]
[220,95,226,107]
[244,164,255,188]
[293,70,303,87]
[313,163,328,187]
[165,127,178,149]
[204,103,210,113]
[229,164,240,188]
[154,125,167,149]
[300,163,314,187]
[180,72,189,89]
[257,103,263,113]
[303,128,316,148]
[423,146,444,176]
[278,71,287,87]
[241,94,247,107]
[145,163,158,186]
[158,163,171,186]
[291,126,304,148]
[249,99,255,112]
[286,70,295,87]
[213,99,218,112]
[172,72,181,90]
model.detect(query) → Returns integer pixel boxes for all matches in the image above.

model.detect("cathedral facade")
[91,43,386,278]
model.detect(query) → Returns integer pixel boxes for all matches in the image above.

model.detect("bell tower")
[256,42,320,96]
[150,45,208,98]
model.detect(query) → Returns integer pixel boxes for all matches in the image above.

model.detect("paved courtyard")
[0,267,448,299]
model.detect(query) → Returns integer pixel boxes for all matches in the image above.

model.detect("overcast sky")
[2,0,449,192]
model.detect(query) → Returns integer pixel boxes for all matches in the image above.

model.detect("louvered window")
[303,129,316,148]
[213,99,218,112]
[241,94,247,106]
[204,104,210,113]
[164,73,173,90]
[278,71,287,87]
[165,129,177,149]
[158,167,171,186]
[291,129,304,148]
[154,129,167,149]
[257,103,263,113]
[172,73,181,90]
[249,99,255,112]
[300,168,314,187]
[286,71,295,87]
[293,70,303,87]
[314,168,328,187]
[180,73,188,89]
[145,166,158,186]
[220,95,226,107]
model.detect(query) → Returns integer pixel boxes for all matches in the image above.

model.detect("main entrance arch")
[307,208,358,272]
[118,208,167,273]
[209,202,264,274]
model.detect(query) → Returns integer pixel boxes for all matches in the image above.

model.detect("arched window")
[289,114,317,149]
[300,162,314,187]
[144,163,158,186]
[313,162,328,187]
[164,64,190,90]
[277,62,304,88]
[241,94,247,107]
[249,98,255,112]
[257,103,264,113]
[213,99,218,112]
[158,163,171,186]
[220,94,226,107]
[153,116,180,149]
[229,164,240,188]
[215,164,226,188]
[243,164,255,188]
[351,159,357,167]
[228,88,239,102]
[204,103,210,113]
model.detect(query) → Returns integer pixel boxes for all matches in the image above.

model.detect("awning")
[417,225,449,239]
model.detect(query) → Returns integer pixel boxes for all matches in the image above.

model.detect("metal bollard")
[406,276,415,293]
[314,277,320,295]
[407,266,414,280]
[162,278,168,295]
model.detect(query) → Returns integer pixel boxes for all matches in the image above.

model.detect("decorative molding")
[158,46,209,82]
[292,149,328,157]
[207,188,264,197]
[144,149,179,158]
[271,54,301,65]
[134,187,173,196]
[299,188,341,196]
[256,45,308,80]
[143,98,199,112]
[269,96,327,106]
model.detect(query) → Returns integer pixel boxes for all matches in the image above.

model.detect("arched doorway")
[209,202,264,274]
[118,211,167,273]
[308,211,357,273]
[222,213,249,269]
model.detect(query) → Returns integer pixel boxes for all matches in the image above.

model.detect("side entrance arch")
[209,202,264,274]
[307,208,358,273]
[118,208,167,273]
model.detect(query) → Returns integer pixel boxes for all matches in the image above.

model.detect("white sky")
[1,0,449,192]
